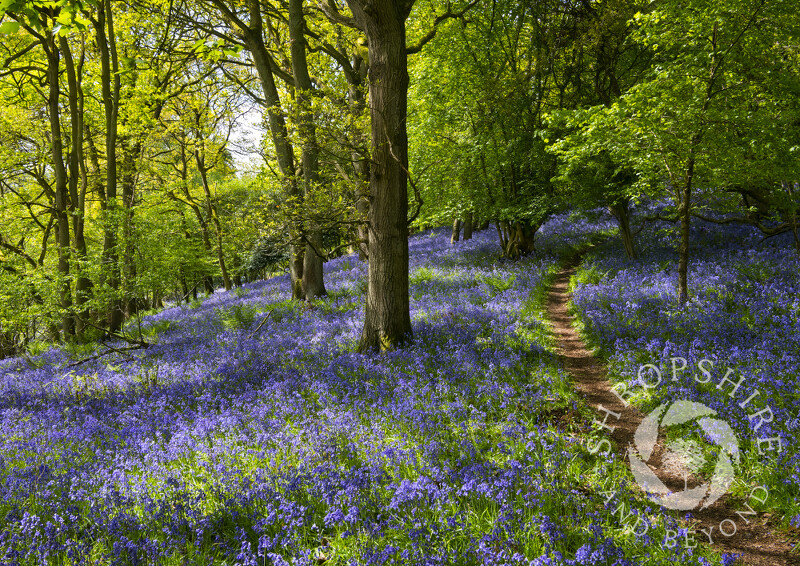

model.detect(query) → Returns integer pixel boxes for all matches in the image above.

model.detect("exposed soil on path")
[545,251,799,566]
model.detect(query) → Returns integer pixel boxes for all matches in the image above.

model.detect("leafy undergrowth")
[0,212,727,565]
[571,217,800,533]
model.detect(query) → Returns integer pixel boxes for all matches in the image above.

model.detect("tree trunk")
[96,0,124,333]
[196,154,232,291]
[677,173,692,304]
[609,199,637,259]
[60,35,90,335]
[172,146,216,294]
[346,0,415,350]
[496,221,508,252]
[786,182,800,254]
[44,36,74,338]
[290,0,326,299]
[74,94,93,335]
[463,212,474,240]
[450,218,462,244]
[347,54,370,261]
[498,221,537,259]
[234,0,304,299]
[121,140,142,313]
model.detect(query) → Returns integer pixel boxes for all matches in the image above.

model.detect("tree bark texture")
[233,0,305,299]
[678,166,693,305]
[346,0,415,350]
[62,38,93,335]
[96,0,124,333]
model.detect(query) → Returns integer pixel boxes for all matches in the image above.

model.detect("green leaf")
[0,20,19,34]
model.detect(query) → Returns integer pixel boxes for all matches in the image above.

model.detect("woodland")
[0,0,799,563]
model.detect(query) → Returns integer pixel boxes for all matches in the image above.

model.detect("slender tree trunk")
[60,36,91,335]
[496,221,508,253]
[677,165,693,304]
[75,104,93,333]
[787,183,800,253]
[290,0,326,299]
[234,0,304,299]
[346,0,415,350]
[44,36,74,338]
[121,140,142,313]
[172,146,216,294]
[347,54,370,261]
[96,0,124,333]
[451,218,462,244]
[196,155,232,291]
[463,212,474,240]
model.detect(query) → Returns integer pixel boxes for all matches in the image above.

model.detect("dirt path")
[545,252,798,566]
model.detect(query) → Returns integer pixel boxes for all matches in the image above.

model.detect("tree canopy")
[1,0,799,356]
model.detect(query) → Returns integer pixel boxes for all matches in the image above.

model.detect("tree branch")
[406,0,480,55]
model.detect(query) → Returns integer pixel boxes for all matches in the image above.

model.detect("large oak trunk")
[347,0,414,350]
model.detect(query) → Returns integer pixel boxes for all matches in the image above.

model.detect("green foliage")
[408,0,568,235]
[409,266,436,285]
[247,235,289,274]
[217,304,260,330]
[552,0,800,206]
[477,272,517,294]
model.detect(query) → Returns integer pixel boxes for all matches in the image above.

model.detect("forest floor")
[1,212,797,564]
[546,250,800,566]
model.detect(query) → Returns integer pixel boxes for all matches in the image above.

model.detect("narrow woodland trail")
[545,252,799,566]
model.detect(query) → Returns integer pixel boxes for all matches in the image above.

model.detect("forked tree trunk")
[346,0,415,350]
[609,199,637,260]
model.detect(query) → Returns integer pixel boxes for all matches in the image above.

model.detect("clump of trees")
[414,0,800,304]
[1,0,798,358]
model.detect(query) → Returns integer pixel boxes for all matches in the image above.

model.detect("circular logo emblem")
[629,400,740,510]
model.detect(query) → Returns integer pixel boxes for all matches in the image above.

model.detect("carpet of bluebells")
[572,216,800,531]
[0,212,731,565]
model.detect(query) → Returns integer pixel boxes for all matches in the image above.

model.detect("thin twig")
[64,344,145,368]
[248,310,274,339]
